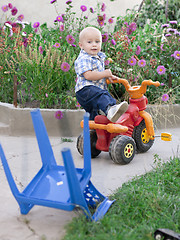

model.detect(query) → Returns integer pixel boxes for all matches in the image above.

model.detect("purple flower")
[66,0,72,4]
[111,39,116,45]
[50,0,56,3]
[138,59,146,67]
[61,62,70,72]
[160,44,165,51]
[102,33,108,42]
[39,46,43,54]
[128,57,137,66]
[45,93,48,98]
[135,45,141,55]
[162,93,169,102]
[80,5,87,12]
[66,35,75,44]
[8,3,13,9]
[160,83,165,86]
[55,110,63,120]
[167,28,177,33]
[11,7,18,16]
[108,18,114,24]
[169,20,177,24]
[98,20,104,27]
[101,3,106,12]
[17,14,24,21]
[33,22,40,28]
[161,23,169,28]
[59,25,64,31]
[157,65,166,75]
[56,15,63,22]
[90,7,94,13]
[173,51,180,60]
[2,5,8,12]
[129,22,137,32]
[53,42,60,48]
[165,33,172,37]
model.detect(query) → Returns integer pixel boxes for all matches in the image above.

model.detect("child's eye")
[96,41,100,43]
[88,41,91,43]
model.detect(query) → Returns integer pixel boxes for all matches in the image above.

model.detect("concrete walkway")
[0,126,180,240]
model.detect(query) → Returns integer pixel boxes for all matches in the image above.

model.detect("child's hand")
[108,74,119,83]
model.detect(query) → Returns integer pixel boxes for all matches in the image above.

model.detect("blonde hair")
[79,27,101,42]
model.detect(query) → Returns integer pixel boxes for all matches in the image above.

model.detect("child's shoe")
[107,101,128,122]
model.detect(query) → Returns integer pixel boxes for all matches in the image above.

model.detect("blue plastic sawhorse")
[0,109,115,221]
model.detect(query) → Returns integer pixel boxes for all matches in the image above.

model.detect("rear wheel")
[76,130,101,158]
[133,120,154,153]
[109,135,136,164]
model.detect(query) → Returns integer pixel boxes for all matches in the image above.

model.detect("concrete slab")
[0,127,180,240]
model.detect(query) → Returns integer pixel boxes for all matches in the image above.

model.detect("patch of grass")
[61,138,73,143]
[63,156,180,240]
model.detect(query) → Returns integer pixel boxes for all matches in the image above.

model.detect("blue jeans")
[76,85,116,120]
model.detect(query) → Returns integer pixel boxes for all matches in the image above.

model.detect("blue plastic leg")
[61,148,92,219]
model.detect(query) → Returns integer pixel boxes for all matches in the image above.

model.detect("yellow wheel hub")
[124,143,134,158]
[141,128,150,143]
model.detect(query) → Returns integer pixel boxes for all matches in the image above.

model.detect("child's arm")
[83,69,118,81]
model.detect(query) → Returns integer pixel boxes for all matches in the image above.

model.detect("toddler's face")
[79,30,102,56]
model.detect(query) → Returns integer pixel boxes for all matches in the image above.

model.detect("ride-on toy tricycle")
[77,78,171,164]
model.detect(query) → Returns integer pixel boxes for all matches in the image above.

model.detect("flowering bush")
[0,1,179,110]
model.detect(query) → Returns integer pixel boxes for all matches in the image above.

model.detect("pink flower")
[11,7,18,16]
[162,93,169,102]
[59,25,64,31]
[160,44,165,51]
[61,62,70,72]
[17,14,24,21]
[101,3,106,12]
[80,5,87,12]
[66,0,72,4]
[111,39,116,45]
[66,35,75,44]
[138,59,146,67]
[173,51,180,60]
[108,18,114,24]
[33,22,40,28]
[39,46,43,54]
[102,33,108,42]
[53,42,60,48]
[76,102,81,109]
[45,93,48,98]
[104,60,110,66]
[128,57,137,66]
[157,65,166,75]
[55,110,63,120]
[8,3,13,9]
[2,5,8,12]
[56,15,63,22]
[135,45,141,55]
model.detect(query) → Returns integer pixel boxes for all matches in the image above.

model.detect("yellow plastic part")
[106,78,160,99]
[139,111,155,140]
[161,133,172,141]
[80,120,128,133]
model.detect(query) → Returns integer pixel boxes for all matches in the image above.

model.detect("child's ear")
[79,42,83,49]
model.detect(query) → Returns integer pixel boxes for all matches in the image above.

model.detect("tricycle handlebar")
[106,78,160,99]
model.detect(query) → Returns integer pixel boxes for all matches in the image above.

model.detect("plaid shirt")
[75,49,107,92]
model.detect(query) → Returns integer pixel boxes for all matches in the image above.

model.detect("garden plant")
[0,0,179,111]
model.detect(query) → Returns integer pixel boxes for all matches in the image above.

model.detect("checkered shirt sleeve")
[75,50,107,92]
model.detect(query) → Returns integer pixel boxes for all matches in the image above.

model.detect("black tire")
[76,130,101,158]
[109,135,136,164]
[133,119,154,153]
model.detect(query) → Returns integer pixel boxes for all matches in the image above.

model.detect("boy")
[75,26,128,122]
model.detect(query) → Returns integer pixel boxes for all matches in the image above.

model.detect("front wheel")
[109,135,136,164]
[76,130,101,158]
[133,120,154,153]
